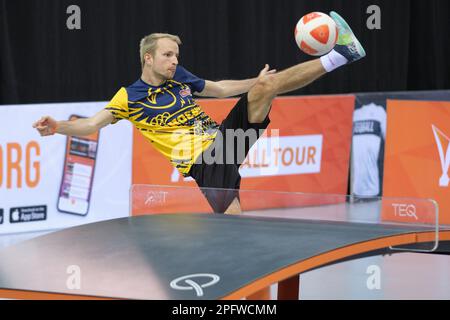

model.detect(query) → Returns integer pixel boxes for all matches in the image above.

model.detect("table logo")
[170,273,220,297]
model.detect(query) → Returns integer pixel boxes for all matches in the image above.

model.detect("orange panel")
[383,100,450,224]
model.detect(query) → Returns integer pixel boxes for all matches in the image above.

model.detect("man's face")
[146,38,179,80]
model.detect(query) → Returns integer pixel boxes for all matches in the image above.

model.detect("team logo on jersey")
[179,87,191,98]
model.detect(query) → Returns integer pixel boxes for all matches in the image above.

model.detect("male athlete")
[33,12,365,214]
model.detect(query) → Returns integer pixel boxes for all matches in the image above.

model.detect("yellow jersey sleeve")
[105,87,129,124]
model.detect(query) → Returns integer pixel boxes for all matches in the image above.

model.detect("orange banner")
[132,95,355,214]
[382,100,450,225]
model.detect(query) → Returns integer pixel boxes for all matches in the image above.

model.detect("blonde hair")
[139,33,182,68]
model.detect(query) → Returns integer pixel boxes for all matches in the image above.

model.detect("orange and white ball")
[295,12,338,56]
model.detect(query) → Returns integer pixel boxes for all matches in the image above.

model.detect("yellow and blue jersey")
[105,66,218,175]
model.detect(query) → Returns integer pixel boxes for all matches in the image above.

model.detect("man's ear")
[144,52,153,66]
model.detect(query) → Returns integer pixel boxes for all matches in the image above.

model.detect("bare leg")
[247,59,326,123]
[224,197,242,214]
[246,10,368,124]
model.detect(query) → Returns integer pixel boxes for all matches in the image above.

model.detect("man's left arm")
[196,64,276,98]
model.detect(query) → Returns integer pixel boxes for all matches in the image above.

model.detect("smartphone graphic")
[57,115,100,216]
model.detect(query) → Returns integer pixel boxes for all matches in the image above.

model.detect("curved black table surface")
[0,214,444,299]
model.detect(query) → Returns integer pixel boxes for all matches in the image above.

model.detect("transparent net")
[130,185,439,252]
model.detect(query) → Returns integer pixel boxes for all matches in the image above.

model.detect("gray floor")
[0,229,448,300]
[297,252,450,299]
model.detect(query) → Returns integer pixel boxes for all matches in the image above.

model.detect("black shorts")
[189,93,270,213]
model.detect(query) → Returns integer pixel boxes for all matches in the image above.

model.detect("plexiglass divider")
[130,185,439,252]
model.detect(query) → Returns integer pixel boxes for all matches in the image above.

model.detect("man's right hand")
[33,116,58,136]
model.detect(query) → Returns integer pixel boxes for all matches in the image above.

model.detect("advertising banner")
[131,95,355,214]
[0,102,132,234]
[382,100,450,225]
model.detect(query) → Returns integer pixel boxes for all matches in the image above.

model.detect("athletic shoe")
[330,11,366,63]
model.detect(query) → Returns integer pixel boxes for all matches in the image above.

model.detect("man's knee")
[248,75,277,104]
[247,76,276,123]
[224,197,242,215]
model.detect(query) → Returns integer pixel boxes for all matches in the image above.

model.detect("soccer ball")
[295,12,338,56]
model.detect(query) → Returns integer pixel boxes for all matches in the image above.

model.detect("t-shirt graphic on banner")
[351,103,386,197]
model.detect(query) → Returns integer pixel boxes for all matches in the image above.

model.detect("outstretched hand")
[257,64,277,78]
[32,116,58,136]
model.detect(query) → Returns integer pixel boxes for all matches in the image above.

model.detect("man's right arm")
[33,109,114,137]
